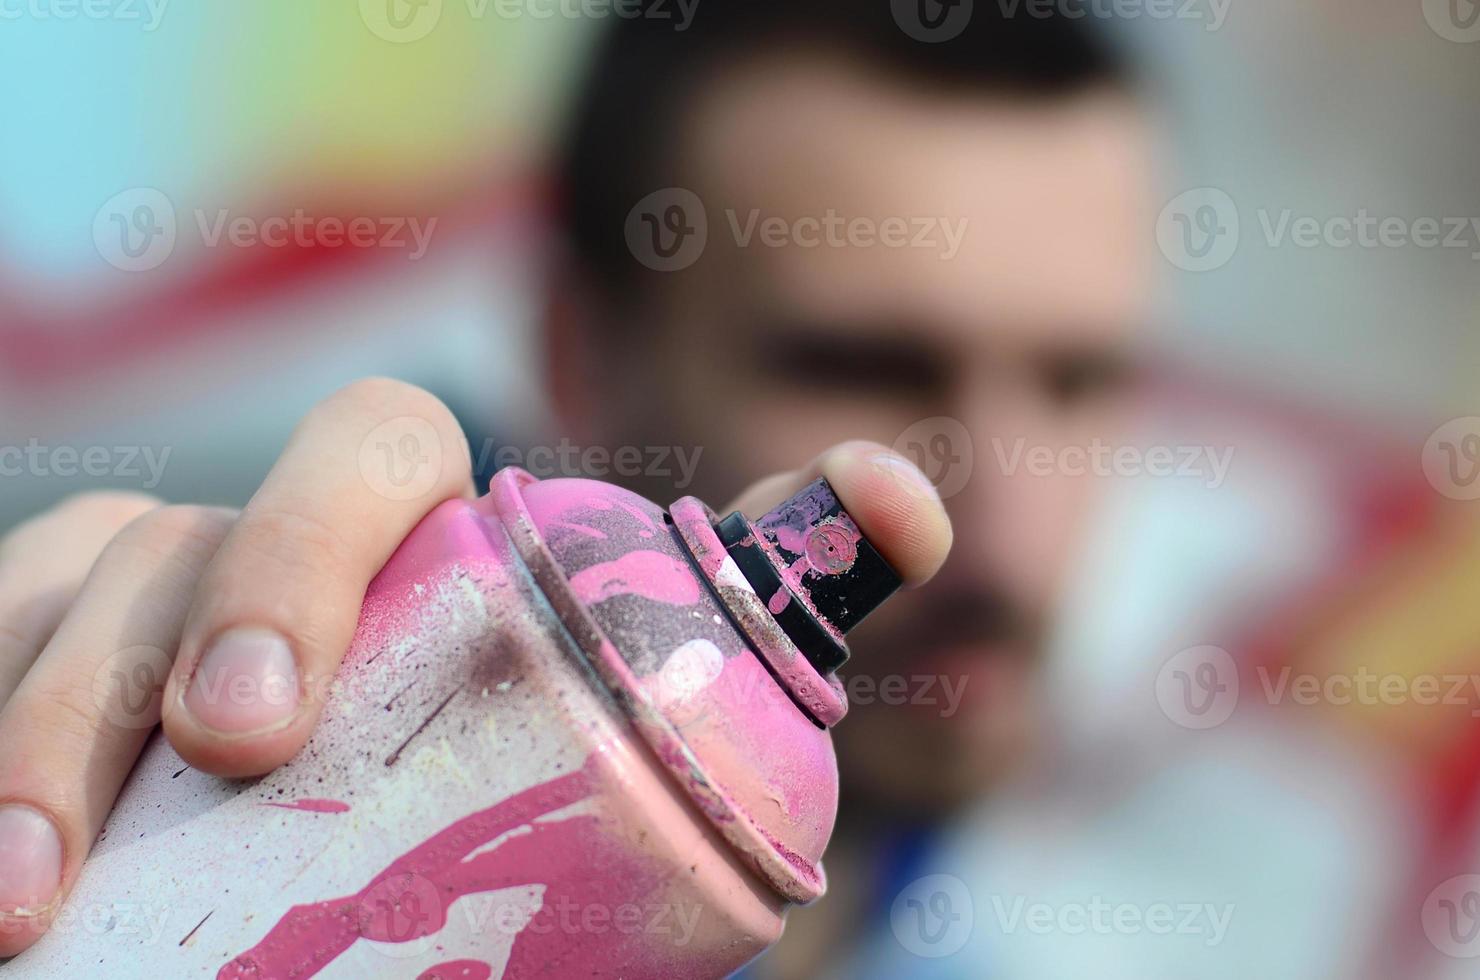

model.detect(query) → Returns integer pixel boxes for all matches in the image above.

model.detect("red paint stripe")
[0,173,549,388]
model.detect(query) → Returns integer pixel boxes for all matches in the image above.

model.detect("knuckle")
[1,492,161,559]
[45,687,105,744]
[0,621,40,662]
[13,680,104,750]
[108,505,236,568]
[53,490,164,529]
[230,505,358,581]
[58,489,163,520]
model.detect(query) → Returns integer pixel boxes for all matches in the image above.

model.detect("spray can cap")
[716,478,901,674]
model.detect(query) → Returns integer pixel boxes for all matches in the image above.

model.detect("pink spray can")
[10,468,905,979]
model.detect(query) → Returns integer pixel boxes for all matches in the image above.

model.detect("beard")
[832,585,1048,821]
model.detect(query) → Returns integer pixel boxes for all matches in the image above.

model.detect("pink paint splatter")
[219,759,663,979]
[752,480,864,622]
[417,960,492,980]
[260,799,350,814]
[613,498,657,532]
[568,550,701,608]
[547,521,607,540]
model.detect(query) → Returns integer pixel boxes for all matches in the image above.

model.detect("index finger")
[161,378,474,777]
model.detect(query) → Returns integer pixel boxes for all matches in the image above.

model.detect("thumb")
[723,440,953,588]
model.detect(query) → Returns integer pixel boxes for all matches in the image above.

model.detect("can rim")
[488,467,827,905]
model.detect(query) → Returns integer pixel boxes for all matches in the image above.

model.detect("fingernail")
[869,452,941,501]
[184,628,301,735]
[0,805,63,915]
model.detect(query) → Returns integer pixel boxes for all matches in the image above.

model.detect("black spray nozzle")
[715,478,901,674]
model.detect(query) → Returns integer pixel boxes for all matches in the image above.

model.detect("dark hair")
[554,0,1132,300]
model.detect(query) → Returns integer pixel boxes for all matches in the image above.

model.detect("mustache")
[859,588,1042,662]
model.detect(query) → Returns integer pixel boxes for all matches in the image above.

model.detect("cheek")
[987,468,1102,602]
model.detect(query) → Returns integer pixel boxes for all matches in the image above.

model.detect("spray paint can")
[11,468,903,978]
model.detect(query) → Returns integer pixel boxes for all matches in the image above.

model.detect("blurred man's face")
[556,53,1156,815]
